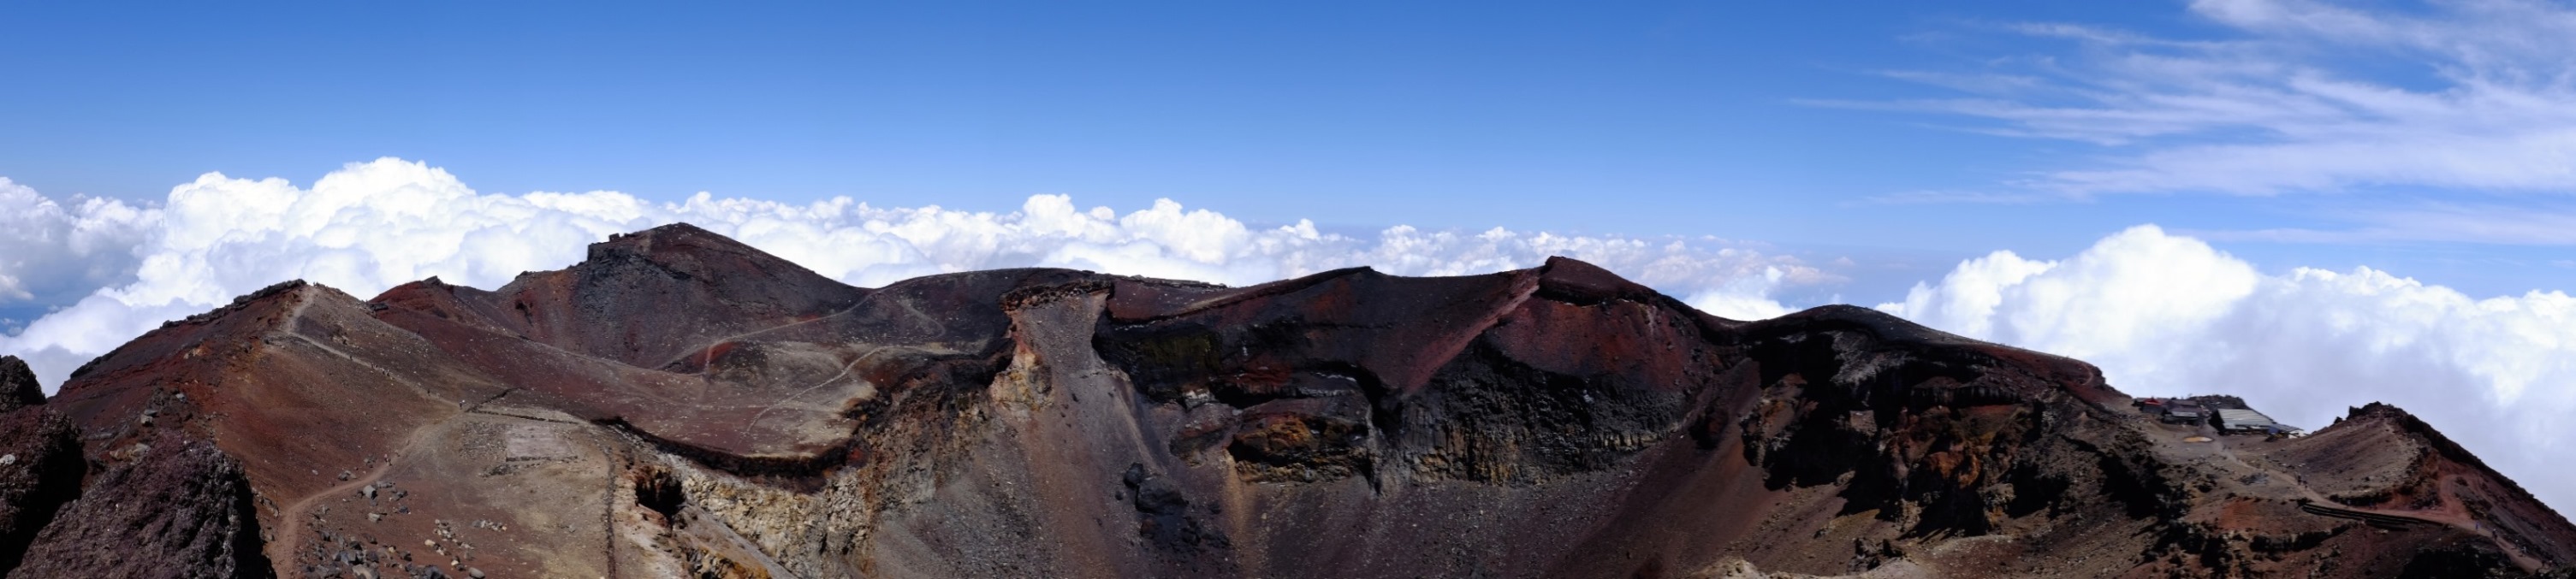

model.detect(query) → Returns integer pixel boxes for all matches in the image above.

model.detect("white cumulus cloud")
[0,178,157,306]
[7,159,2574,513]
[1882,224,2576,511]
[0,158,1819,390]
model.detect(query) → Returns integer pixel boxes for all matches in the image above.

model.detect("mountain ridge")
[0,222,2566,577]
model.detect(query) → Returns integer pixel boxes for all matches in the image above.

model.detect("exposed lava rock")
[9,223,2572,578]
[16,439,270,578]
[1122,463,1230,553]
[0,357,40,413]
[0,401,80,576]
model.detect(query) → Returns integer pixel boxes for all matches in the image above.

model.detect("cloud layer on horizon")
[5,158,2573,512]
[1881,225,2576,511]
[0,178,157,310]
[0,158,1820,390]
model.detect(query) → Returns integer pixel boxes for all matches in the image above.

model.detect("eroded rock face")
[16,439,270,578]
[0,357,41,413]
[0,398,81,576]
[7,224,2572,578]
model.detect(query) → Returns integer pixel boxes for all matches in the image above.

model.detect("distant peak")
[590,222,765,263]
[148,280,341,332]
[1534,256,1661,304]
[2347,401,2413,421]
[1766,304,1950,337]
[611,222,721,241]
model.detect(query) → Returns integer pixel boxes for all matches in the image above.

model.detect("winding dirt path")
[657,310,851,371]
[261,291,458,567]
[265,424,433,569]
[654,287,946,372]
[746,345,894,423]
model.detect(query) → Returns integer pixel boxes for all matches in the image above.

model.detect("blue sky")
[16,0,2567,298]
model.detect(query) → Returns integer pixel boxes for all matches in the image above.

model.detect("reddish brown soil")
[3,222,2569,578]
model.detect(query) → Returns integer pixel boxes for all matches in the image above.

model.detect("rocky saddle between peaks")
[0,222,2566,578]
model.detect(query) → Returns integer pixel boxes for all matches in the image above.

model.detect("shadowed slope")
[466,222,869,368]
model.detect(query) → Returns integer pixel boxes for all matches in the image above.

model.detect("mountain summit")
[3,222,2567,577]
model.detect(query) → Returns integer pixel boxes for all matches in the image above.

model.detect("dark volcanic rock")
[0,357,41,413]
[20,222,2575,577]
[484,222,868,368]
[0,406,81,576]
[16,439,271,578]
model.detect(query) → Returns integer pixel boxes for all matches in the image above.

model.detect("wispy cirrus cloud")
[2201,202,2576,245]
[1842,0,2576,197]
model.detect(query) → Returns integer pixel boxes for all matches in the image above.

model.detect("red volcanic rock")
[1,223,2567,577]
[467,222,868,368]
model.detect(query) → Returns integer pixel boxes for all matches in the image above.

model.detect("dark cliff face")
[15,440,270,578]
[9,223,2573,578]
[0,357,43,414]
[0,360,80,577]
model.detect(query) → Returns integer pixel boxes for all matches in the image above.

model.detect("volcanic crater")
[0,222,2567,577]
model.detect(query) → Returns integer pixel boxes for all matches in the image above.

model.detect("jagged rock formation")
[15,439,270,577]
[0,357,45,413]
[0,360,80,576]
[4,222,2571,577]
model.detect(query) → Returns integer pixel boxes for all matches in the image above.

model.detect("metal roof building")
[2215,409,2294,433]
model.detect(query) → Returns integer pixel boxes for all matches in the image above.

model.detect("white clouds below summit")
[0,158,1813,390]
[0,178,157,307]
[1882,225,2576,511]
[6,158,2573,512]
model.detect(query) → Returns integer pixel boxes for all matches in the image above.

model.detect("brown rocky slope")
[2,222,2569,577]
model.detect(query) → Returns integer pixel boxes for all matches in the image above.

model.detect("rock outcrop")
[0,223,2567,577]
[0,358,80,576]
[15,440,270,578]
[0,357,44,413]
